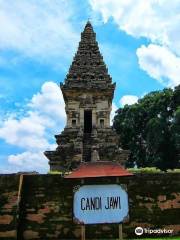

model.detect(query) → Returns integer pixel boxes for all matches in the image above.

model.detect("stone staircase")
[83,133,92,162]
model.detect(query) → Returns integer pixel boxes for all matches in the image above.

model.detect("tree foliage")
[113,85,180,170]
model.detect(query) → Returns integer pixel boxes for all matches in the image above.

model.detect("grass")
[48,170,71,175]
[101,238,180,240]
[98,238,180,240]
[127,167,180,174]
[48,170,63,174]
[48,168,180,174]
[128,238,180,240]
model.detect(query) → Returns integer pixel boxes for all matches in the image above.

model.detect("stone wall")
[0,174,20,239]
[0,173,179,239]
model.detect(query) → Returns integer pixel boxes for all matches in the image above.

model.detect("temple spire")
[80,20,96,44]
[85,20,93,29]
[83,20,95,35]
[63,21,113,88]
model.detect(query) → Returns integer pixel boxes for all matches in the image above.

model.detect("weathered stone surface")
[0,230,16,238]
[23,230,39,239]
[45,21,129,171]
[0,215,13,224]
[0,174,19,239]
[0,173,179,239]
[157,193,180,210]
[26,214,45,224]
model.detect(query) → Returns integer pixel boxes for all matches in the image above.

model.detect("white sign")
[73,184,129,224]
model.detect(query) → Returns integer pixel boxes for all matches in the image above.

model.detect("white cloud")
[89,0,180,87]
[89,0,180,52]
[0,112,48,149]
[0,0,79,63]
[29,81,66,120]
[137,44,180,87]
[120,95,138,107]
[8,151,48,172]
[0,81,66,173]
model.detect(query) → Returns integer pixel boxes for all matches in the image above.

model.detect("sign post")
[81,225,85,240]
[65,162,133,239]
[119,224,123,240]
[73,184,129,239]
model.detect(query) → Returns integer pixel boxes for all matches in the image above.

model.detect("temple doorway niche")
[84,110,92,133]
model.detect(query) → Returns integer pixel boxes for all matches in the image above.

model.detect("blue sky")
[0,0,180,173]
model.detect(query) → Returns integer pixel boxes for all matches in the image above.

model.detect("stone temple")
[45,21,129,171]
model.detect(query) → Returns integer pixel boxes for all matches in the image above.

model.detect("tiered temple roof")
[61,21,114,90]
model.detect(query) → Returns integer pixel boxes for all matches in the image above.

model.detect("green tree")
[113,85,180,170]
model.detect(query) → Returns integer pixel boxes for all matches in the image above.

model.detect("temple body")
[45,21,129,171]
